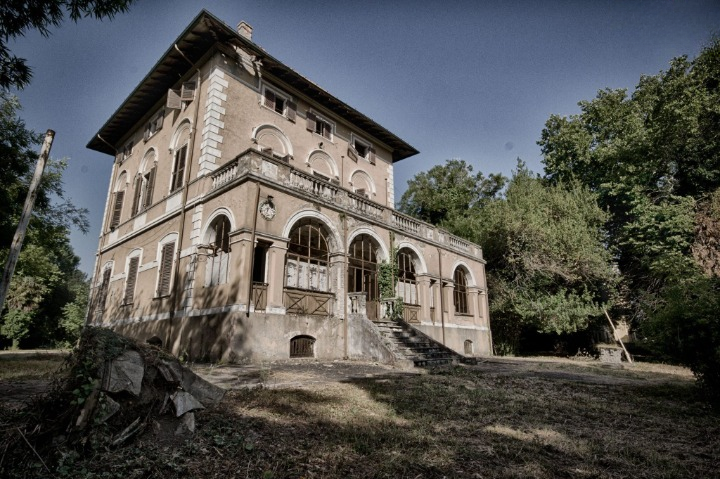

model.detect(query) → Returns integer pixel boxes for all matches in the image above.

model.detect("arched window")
[285,219,330,291]
[454,267,470,315]
[131,150,157,216]
[205,215,231,287]
[464,339,474,355]
[170,123,191,192]
[348,234,380,301]
[290,335,315,358]
[396,248,418,305]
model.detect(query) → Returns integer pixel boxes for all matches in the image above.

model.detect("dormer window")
[262,86,296,121]
[306,111,333,140]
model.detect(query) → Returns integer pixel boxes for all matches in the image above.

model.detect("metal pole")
[604,308,633,363]
[0,130,55,313]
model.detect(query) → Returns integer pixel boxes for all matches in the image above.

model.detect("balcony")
[209,149,483,260]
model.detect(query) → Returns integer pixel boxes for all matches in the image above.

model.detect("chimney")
[237,21,253,40]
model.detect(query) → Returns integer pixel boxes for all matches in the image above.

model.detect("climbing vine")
[378,238,404,321]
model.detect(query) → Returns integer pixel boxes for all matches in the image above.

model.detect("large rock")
[102,350,144,396]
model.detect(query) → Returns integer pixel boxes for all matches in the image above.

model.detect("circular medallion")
[259,200,276,220]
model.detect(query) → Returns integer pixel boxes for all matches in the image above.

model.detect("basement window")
[290,335,315,358]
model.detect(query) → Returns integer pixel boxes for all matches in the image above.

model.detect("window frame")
[170,143,188,193]
[156,239,176,298]
[123,251,141,305]
[143,110,165,141]
[453,267,470,315]
[306,111,334,141]
[261,85,296,121]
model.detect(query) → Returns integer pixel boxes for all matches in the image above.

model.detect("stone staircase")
[373,319,474,367]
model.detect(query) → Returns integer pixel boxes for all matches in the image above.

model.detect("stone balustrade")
[209,149,483,260]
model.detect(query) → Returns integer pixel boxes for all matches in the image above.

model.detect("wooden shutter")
[143,167,156,208]
[158,242,175,296]
[306,111,316,131]
[131,175,143,216]
[181,81,196,101]
[172,145,187,191]
[124,256,139,304]
[155,111,164,131]
[167,89,181,109]
[347,145,358,162]
[368,146,376,165]
[99,267,112,313]
[263,89,275,109]
[110,190,124,229]
[287,101,297,122]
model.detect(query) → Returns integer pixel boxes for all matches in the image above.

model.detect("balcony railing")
[209,150,482,260]
[284,288,334,316]
[252,282,267,311]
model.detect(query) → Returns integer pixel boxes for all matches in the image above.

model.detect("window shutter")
[172,145,187,191]
[99,267,112,313]
[110,191,124,229]
[166,89,181,109]
[368,147,376,165]
[181,81,196,101]
[287,101,297,122]
[347,145,358,162]
[143,125,151,141]
[144,167,156,208]
[131,175,143,216]
[158,242,175,296]
[155,111,164,131]
[263,89,275,109]
[124,257,139,304]
[306,111,316,131]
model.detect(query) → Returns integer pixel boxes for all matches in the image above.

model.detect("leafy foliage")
[0,94,88,348]
[539,36,720,398]
[398,159,506,226]
[0,0,135,89]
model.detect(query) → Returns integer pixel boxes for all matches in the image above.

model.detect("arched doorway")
[348,234,381,320]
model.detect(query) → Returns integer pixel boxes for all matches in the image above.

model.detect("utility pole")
[0,130,55,314]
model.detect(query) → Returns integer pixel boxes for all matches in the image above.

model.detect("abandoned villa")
[86,10,491,364]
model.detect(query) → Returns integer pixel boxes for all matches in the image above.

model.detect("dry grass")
[34,359,717,479]
[0,352,66,380]
[1,355,718,478]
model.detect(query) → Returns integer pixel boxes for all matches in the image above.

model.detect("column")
[417,274,432,323]
[468,286,480,325]
[442,280,455,324]
[265,241,288,313]
[230,231,253,312]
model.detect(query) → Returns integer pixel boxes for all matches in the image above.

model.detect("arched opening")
[348,234,381,320]
[397,248,419,322]
[284,218,333,315]
[290,335,315,358]
[205,214,231,287]
[464,339,474,355]
[454,267,470,315]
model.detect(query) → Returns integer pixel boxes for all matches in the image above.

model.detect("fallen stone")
[96,393,121,424]
[175,412,195,434]
[156,359,184,384]
[181,368,225,406]
[171,390,205,417]
[103,350,144,396]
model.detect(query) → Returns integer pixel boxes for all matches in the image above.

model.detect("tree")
[454,164,616,353]
[398,159,505,226]
[539,36,720,398]
[0,0,135,90]
[0,94,87,348]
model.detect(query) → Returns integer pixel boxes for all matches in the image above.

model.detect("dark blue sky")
[9,0,720,275]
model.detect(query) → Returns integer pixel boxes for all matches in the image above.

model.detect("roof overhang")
[87,10,419,162]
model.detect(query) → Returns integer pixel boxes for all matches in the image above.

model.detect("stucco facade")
[86,11,491,362]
